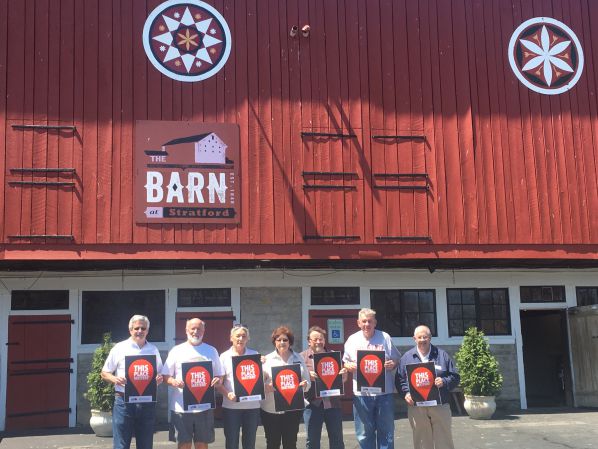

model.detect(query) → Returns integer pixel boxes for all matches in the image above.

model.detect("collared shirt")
[102,338,163,393]
[162,341,224,413]
[396,344,460,405]
[343,329,401,396]
[261,349,311,414]
[219,346,261,410]
[300,348,342,409]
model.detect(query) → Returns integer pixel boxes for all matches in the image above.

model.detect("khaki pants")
[407,403,454,449]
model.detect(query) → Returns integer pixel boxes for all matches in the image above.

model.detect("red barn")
[0,0,597,431]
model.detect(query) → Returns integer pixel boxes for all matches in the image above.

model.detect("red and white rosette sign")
[508,17,584,95]
[142,0,232,82]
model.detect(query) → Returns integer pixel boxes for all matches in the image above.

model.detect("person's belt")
[115,391,124,397]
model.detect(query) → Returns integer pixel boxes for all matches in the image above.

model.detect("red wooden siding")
[1,0,598,260]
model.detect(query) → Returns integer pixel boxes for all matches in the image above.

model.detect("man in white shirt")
[101,315,163,449]
[343,308,401,449]
[162,318,224,449]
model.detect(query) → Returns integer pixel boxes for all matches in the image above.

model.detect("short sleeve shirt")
[219,347,261,410]
[102,338,163,393]
[343,329,401,396]
[162,341,224,413]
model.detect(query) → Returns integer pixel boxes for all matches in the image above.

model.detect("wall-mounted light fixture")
[289,25,298,37]
[301,24,310,37]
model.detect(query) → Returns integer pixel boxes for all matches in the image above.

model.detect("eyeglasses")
[276,338,289,343]
[133,327,147,331]
[232,323,247,329]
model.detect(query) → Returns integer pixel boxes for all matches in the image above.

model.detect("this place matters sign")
[135,121,240,224]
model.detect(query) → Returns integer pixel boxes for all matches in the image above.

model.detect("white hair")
[358,308,376,319]
[230,324,250,339]
[129,315,150,330]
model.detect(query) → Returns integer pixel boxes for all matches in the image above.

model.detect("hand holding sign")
[406,362,441,406]
[182,361,216,411]
[232,354,264,402]
[271,364,304,412]
[356,350,385,394]
[124,355,157,403]
[313,352,343,398]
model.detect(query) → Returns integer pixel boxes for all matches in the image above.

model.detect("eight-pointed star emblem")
[143,0,232,83]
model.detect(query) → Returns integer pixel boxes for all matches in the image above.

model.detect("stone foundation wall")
[240,287,303,355]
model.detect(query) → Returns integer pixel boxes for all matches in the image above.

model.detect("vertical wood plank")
[45,0,61,239]
[96,0,113,243]
[110,0,122,243]
[132,0,149,245]
[118,0,133,243]
[81,0,99,244]
[57,0,75,241]
[0,0,7,240]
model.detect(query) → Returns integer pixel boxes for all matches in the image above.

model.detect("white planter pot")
[89,409,113,437]
[463,395,497,420]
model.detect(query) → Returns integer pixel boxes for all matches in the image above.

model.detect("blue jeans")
[303,403,345,449]
[352,394,395,449]
[112,395,156,449]
[222,407,260,449]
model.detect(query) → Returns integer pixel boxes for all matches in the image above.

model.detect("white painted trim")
[173,306,234,313]
[0,292,9,431]
[565,307,577,407]
[511,285,527,409]
[360,286,370,308]
[435,288,449,340]
[68,290,78,427]
[301,287,310,352]
[8,309,70,315]
[231,287,241,322]
[165,288,177,347]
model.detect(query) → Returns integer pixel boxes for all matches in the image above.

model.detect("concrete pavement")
[1,408,597,449]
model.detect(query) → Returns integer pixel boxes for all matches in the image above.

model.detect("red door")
[174,311,235,353]
[308,309,359,416]
[6,315,72,430]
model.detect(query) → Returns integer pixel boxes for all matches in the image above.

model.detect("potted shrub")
[86,332,115,436]
[455,327,503,419]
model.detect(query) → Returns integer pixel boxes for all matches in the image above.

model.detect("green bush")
[455,327,503,396]
[85,332,115,412]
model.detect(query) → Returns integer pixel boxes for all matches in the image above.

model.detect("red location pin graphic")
[235,359,259,394]
[275,369,299,405]
[410,366,433,400]
[316,357,339,390]
[128,359,154,395]
[359,354,382,387]
[185,366,211,403]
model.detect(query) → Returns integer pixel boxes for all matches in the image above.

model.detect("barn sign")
[134,121,240,224]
